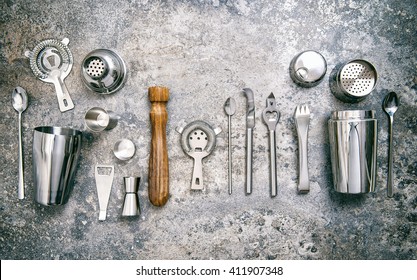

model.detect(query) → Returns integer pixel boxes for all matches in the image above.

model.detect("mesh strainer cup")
[330,59,377,103]
[81,49,127,94]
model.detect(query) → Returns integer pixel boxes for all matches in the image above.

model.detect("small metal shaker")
[33,127,82,206]
[122,177,140,216]
[328,110,378,194]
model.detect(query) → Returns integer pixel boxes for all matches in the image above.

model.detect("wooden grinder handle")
[148,86,170,206]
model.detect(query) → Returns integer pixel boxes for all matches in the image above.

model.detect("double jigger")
[122,177,141,217]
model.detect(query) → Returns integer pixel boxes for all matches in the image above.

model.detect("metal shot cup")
[84,107,118,132]
[32,126,82,205]
[328,110,377,194]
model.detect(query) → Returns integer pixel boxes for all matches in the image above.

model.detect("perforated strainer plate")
[180,120,217,155]
[331,59,378,103]
[86,57,106,78]
[339,60,376,96]
[188,129,209,152]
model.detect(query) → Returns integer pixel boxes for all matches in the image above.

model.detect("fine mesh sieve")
[330,59,377,103]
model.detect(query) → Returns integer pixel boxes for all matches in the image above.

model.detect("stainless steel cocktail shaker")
[33,126,82,205]
[328,110,378,194]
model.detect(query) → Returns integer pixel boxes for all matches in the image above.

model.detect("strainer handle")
[148,86,170,206]
[53,77,74,112]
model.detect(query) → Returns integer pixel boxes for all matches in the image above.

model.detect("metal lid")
[290,50,327,87]
[113,139,135,160]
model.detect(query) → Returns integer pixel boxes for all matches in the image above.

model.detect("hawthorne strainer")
[25,38,74,112]
[330,59,377,103]
[176,120,221,190]
[81,49,127,94]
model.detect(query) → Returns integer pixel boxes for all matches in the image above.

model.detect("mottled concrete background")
[0,0,416,260]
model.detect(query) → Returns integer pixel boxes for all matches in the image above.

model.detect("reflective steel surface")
[81,49,127,95]
[328,110,377,194]
[289,50,327,87]
[32,126,82,205]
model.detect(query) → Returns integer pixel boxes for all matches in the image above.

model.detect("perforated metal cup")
[81,49,127,94]
[330,59,377,103]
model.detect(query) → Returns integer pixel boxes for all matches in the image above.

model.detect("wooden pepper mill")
[148,86,170,206]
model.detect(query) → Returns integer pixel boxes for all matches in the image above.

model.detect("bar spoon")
[383,91,399,198]
[12,87,28,199]
[224,97,236,195]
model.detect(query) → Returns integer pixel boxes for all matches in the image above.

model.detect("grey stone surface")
[0,0,416,260]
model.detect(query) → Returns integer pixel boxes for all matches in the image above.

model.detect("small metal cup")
[84,107,118,132]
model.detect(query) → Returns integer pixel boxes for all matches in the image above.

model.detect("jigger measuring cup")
[328,110,377,194]
[122,177,140,216]
[84,107,118,132]
[33,126,82,205]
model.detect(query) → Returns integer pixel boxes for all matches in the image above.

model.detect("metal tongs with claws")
[262,93,280,197]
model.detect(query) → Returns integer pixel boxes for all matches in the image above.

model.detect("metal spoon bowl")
[383,91,399,197]
[383,92,399,116]
[12,86,29,199]
[12,87,28,113]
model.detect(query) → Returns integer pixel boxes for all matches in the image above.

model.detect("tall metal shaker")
[33,126,82,205]
[328,110,377,194]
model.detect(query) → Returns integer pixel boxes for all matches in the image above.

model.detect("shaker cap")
[290,50,327,87]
